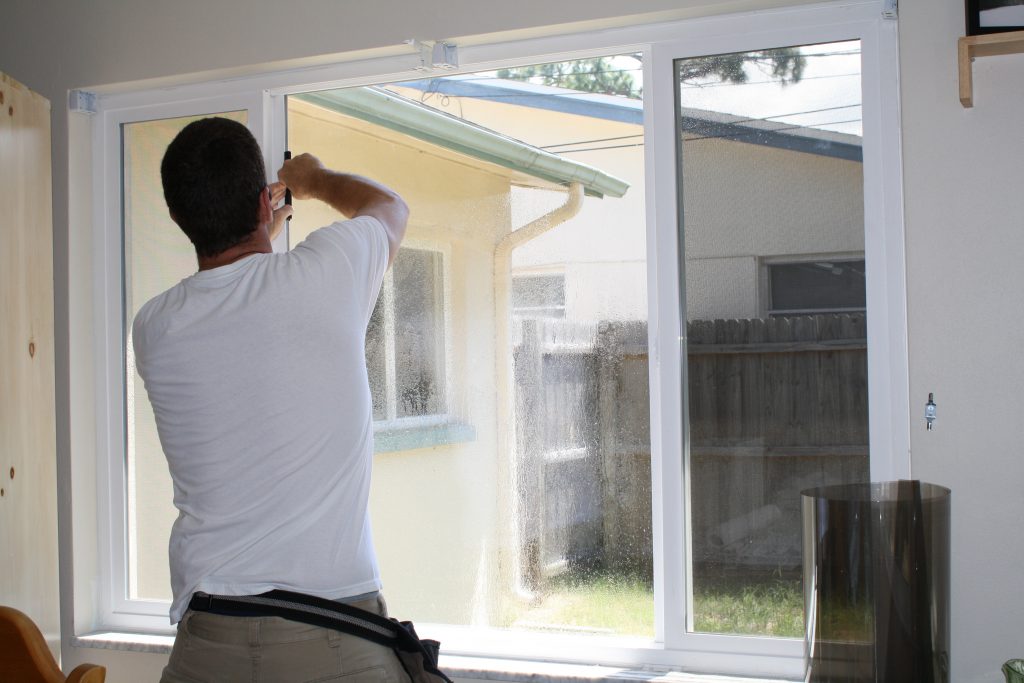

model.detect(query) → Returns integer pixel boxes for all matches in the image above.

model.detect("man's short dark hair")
[161,117,267,258]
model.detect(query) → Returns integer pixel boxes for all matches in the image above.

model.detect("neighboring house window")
[767,258,866,316]
[511,274,566,318]
[367,247,447,421]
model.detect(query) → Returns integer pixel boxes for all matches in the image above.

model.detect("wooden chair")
[0,606,105,683]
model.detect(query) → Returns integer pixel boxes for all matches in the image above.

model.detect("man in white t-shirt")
[133,117,410,682]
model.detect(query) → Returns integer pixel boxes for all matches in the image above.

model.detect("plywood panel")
[0,70,58,646]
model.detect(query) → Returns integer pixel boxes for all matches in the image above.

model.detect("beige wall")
[2,0,1023,680]
[900,2,1024,681]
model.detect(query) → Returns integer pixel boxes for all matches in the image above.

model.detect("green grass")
[505,570,655,637]
[505,569,804,639]
[693,572,803,638]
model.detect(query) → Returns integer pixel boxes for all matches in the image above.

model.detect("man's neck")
[197,228,272,271]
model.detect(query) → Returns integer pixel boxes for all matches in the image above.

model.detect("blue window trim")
[373,421,476,453]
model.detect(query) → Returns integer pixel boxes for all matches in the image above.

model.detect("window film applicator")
[284,150,292,220]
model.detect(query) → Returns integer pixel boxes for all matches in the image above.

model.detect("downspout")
[493,181,585,598]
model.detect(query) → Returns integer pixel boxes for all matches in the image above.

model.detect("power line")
[394,83,862,152]
[552,142,646,154]
[411,102,861,153]
[679,103,860,131]
[548,117,862,153]
[681,118,863,145]
[542,133,644,150]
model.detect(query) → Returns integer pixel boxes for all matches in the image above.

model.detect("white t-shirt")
[132,216,389,624]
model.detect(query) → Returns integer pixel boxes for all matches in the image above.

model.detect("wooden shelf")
[959,30,1024,108]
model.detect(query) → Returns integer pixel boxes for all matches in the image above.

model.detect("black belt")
[187,589,452,682]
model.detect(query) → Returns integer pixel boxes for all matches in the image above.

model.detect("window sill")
[373,419,475,453]
[72,631,175,654]
[69,633,794,682]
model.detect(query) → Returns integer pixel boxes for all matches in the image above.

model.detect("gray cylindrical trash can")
[802,480,950,683]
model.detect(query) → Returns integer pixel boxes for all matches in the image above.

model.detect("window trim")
[76,1,908,677]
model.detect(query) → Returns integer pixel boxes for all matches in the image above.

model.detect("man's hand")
[267,181,293,242]
[275,154,409,265]
[278,153,325,201]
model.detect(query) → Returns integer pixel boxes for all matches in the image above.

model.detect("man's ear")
[257,186,273,225]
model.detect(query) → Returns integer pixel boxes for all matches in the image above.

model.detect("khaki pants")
[160,594,412,682]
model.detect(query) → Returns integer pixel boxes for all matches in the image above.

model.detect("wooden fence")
[513,314,869,585]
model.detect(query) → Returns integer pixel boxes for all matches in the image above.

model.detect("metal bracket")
[410,40,459,71]
[68,89,97,115]
[882,0,897,20]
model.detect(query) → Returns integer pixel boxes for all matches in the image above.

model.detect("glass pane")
[123,110,248,602]
[366,295,388,420]
[675,41,868,637]
[394,248,445,418]
[287,53,652,637]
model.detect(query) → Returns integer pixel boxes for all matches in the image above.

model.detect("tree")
[496,48,806,99]
[678,48,805,88]
[497,56,639,98]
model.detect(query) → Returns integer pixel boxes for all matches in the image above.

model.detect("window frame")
[79,1,908,677]
[93,93,271,630]
[645,6,908,665]
[368,239,453,429]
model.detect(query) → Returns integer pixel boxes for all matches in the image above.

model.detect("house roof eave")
[295,87,630,199]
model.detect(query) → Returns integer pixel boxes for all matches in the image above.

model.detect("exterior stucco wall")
[288,99,512,624]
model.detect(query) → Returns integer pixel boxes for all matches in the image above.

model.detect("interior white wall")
[899,2,1024,682]
[2,0,1023,681]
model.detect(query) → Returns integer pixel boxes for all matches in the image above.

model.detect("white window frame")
[93,92,271,631]
[81,1,908,677]
[645,6,908,671]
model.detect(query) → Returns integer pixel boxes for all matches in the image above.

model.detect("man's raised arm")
[278,153,409,265]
